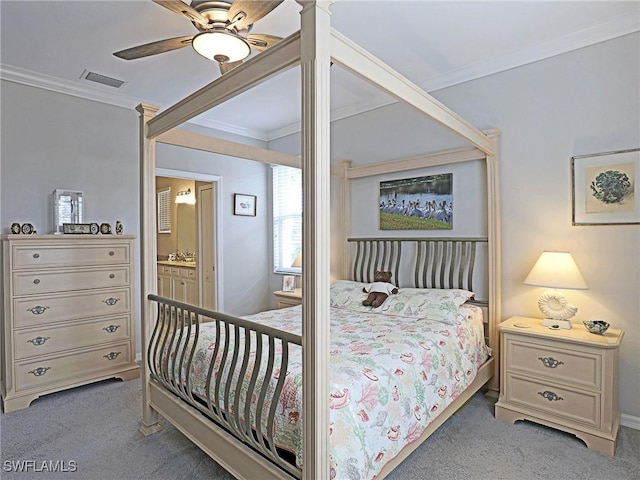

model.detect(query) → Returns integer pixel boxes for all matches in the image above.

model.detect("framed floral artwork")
[572,148,639,225]
[234,193,257,216]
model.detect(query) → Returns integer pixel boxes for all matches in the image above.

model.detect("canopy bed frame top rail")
[138,2,500,479]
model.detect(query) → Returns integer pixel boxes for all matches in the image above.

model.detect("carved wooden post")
[297,1,334,478]
[136,103,162,435]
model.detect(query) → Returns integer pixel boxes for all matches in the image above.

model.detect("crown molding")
[2,12,637,144]
[0,63,268,141]
[265,13,639,141]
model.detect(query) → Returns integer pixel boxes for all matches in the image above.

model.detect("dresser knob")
[109,251,115,256]
[33,279,41,284]
[102,297,120,306]
[109,273,115,279]
[32,253,40,259]
[27,336,50,346]
[103,325,120,333]
[27,305,49,315]
[538,356,564,368]
[28,366,51,377]
[103,352,121,361]
[538,390,564,402]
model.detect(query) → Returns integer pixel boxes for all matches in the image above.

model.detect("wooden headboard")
[347,237,487,295]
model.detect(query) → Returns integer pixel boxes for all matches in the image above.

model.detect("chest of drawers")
[1,235,139,413]
[494,316,624,456]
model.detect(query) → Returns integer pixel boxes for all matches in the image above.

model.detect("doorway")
[155,168,223,311]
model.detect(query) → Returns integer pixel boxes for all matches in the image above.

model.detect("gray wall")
[0,81,274,352]
[270,33,640,420]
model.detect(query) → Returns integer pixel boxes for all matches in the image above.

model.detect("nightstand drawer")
[506,373,600,428]
[506,338,601,390]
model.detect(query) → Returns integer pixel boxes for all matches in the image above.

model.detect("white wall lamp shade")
[524,251,588,328]
[192,30,251,63]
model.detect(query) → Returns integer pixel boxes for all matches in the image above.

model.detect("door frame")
[155,168,223,311]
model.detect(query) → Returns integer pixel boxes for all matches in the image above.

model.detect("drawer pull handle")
[103,297,120,306]
[103,325,120,333]
[109,251,115,256]
[27,305,49,315]
[27,336,50,346]
[103,352,121,361]
[538,356,564,368]
[28,366,51,377]
[538,390,564,402]
[109,273,115,279]
[32,253,40,259]
[33,278,41,285]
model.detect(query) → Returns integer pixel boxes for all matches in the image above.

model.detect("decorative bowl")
[583,320,610,335]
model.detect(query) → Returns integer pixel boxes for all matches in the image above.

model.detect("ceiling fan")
[114,0,283,74]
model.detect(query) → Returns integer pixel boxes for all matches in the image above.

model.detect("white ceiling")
[1,1,638,141]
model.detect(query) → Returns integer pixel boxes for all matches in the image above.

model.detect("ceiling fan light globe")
[192,30,250,63]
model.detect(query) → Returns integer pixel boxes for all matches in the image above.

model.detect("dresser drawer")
[506,337,601,390]
[13,288,130,327]
[12,243,130,269]
[15,342,132,392]
[14,315,131,359]
[505,373,600,427]
[12,266,130,295]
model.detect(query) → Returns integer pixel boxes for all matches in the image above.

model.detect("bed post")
[298,1,334,479]
[341,159,352,279]
[136,103,162,436]
[484,129,502,395]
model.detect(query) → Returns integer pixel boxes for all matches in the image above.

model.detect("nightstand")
[495,316,624,456]
[273,288,302,309]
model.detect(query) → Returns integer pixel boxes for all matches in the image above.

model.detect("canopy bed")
[136,2,501,479]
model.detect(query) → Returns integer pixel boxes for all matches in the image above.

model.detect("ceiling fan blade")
[246,33,282,52]
[228,0,283,30]
[219,60,243,75]
[114,35,194,60]
[152,0,210,27]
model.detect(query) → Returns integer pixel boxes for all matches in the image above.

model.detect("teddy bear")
[362,271,399,307]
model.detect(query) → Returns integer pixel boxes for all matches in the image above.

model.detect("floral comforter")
[181,282,491,480]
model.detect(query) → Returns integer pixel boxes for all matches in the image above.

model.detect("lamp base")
[542,318,573,330]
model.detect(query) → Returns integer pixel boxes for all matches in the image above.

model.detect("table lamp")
[523,251,588,329]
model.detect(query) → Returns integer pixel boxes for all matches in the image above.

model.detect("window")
[272,165,302,274]
[157,188,172,233]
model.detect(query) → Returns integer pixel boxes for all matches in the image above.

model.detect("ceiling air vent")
[80,70,125,88]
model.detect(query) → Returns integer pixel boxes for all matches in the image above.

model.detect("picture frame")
[379,173,453,230]
[572,148,639,225]
[234,193,257,217]
[282,275,295,292]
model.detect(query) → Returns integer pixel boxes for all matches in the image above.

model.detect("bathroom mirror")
[53,189,83,234]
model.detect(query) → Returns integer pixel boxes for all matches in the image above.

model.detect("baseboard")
[621,413,640,430]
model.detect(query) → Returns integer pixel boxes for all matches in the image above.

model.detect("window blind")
[157,188,172,234]
[272,165,302,274]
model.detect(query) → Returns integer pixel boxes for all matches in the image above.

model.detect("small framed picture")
[572,148,639,225]
[234,194,257,216]
[282,275,295,292]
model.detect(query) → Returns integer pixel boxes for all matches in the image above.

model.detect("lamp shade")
[291,251,302,268]
[523,251,588,290]
[192,30,250,63]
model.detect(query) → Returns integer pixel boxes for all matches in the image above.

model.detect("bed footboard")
[147,294,303,479]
